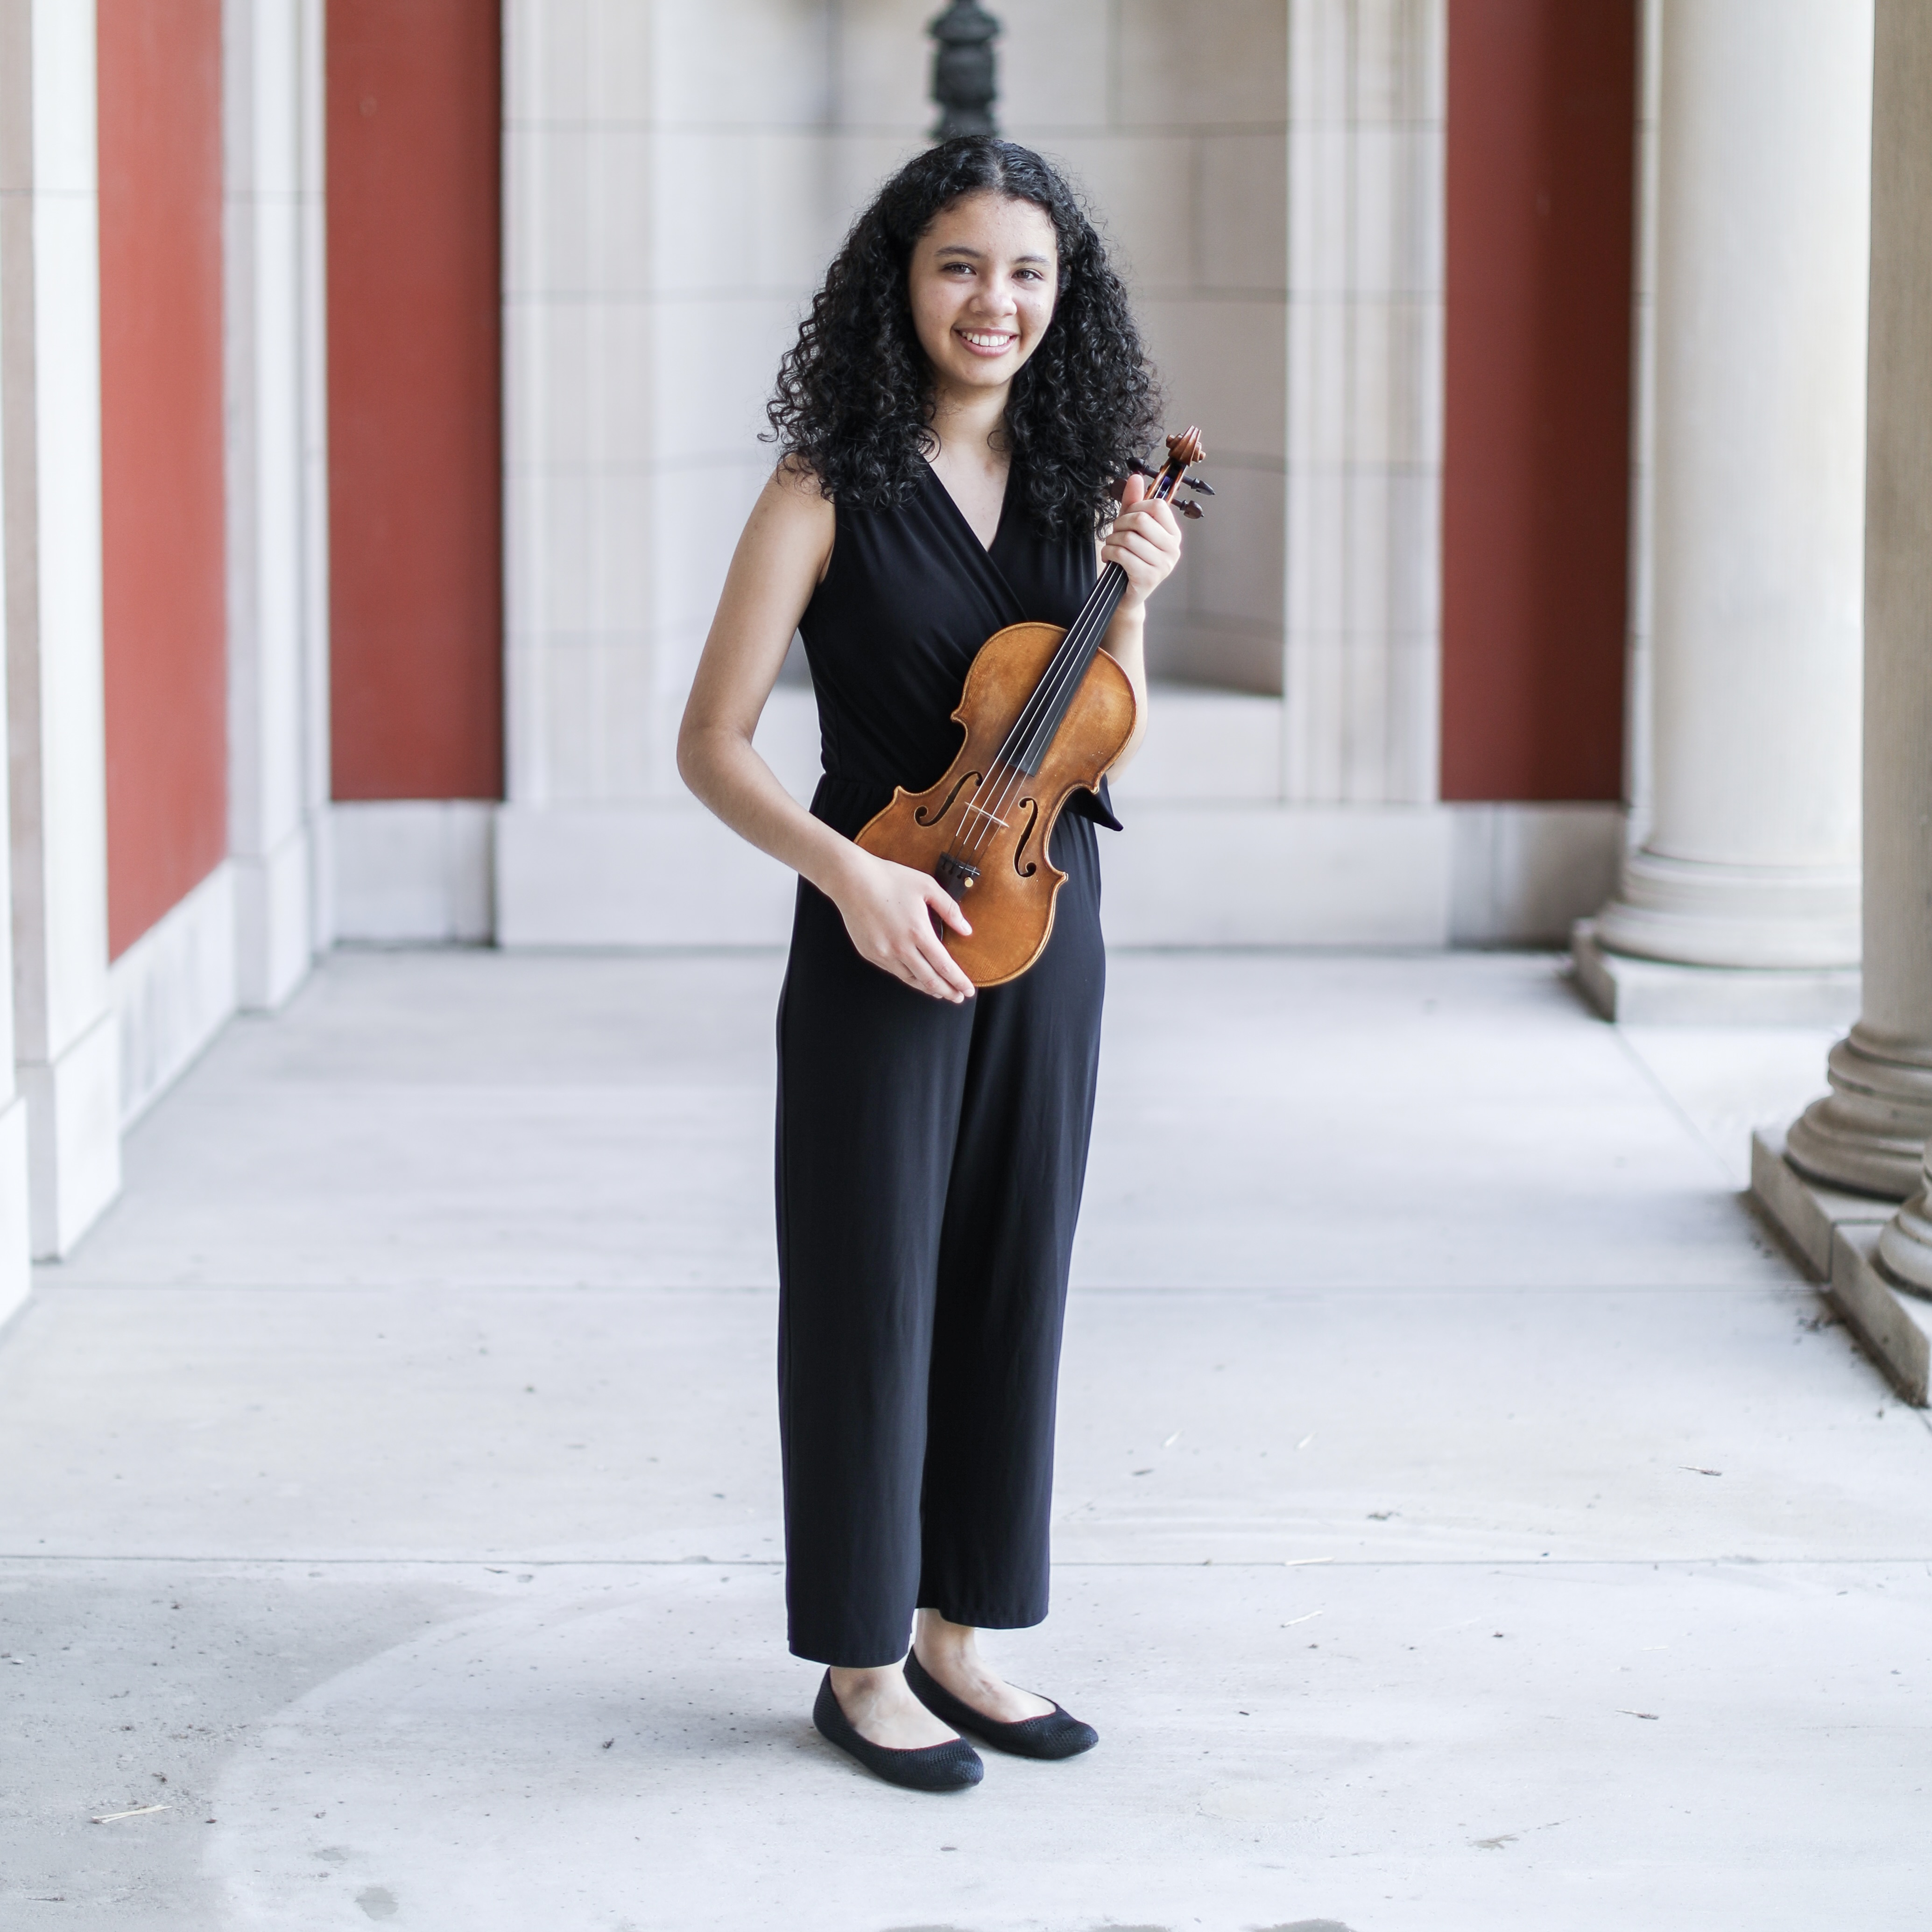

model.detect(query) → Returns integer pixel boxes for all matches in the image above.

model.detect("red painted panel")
[1441,0,1636,802]
[98,0,229,959]
[327,0,503,800]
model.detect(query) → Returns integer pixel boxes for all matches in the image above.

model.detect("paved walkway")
[2,948,1926,1931]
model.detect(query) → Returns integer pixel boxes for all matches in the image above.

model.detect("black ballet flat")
[811,1671,985,1791]
[904,1650,1100,1761]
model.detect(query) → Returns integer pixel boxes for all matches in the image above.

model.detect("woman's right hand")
[827,847,976,1003]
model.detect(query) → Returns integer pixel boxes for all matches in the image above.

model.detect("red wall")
[326,0,503,801]
[98,0,229,959]
[1441,0,1636,802]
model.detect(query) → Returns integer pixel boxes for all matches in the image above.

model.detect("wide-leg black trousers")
[775,810,1105,1668]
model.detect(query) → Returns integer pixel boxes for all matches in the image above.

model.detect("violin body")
[855,620,1137,987]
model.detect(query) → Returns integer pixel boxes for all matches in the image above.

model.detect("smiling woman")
[677,138,1180,1793]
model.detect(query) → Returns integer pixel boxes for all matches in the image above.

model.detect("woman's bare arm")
[677,468,978,1002]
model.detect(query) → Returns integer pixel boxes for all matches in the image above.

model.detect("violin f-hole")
[1011,796,1041,876]
[917,769,982,827]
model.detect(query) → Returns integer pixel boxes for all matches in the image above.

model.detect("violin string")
[957,543,1128,847]
[956,573,1121,860]
[962,545,1144,858]
[946,572,1117,860]
[953,452,1183,829]
[957,471,1174,854]
[957,459,1185,860]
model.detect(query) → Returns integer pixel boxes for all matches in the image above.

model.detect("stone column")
[1283,0,1446,807]
[224,0,330,1010]
[0,0,122,1256]
[1581,0,1871,1009]
[0,310,24,1313]
[1787,0,1932,1216]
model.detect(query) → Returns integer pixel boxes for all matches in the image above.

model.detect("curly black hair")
[765,138,1163,538]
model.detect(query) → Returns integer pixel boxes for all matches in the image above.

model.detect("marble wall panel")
[1184,466,1288,635]
[830,0,927,134]
[1199,133,1288,292]
[1031,133,1195,296]
[1118,0,1290,127]
[997,0,1112,132]
[1138,296,1286,460]
[652,0,834,128]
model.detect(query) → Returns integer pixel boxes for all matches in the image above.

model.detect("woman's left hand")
[1102,471,1184,612]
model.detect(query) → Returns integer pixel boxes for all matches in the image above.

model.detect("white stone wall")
[0,204,24,1309]
[0,0,122,1256]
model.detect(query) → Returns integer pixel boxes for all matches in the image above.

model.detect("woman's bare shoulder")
[743,458,836,578]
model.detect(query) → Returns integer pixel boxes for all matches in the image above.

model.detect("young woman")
[678,138,1182,1792]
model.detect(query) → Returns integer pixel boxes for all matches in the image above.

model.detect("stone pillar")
[1284,0,1446,806]
[0,337,24,1316]
[1787,0,1932,1216]
[224,0,330,1009]
[1580,0,1871,1014]
[0,0,122,1256]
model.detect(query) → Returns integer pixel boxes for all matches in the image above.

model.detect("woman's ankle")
[829,1661,902,1707]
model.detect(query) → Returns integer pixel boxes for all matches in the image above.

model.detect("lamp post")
[929,0,1001,141]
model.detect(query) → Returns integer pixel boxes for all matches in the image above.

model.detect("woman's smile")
[955,325,1018,356]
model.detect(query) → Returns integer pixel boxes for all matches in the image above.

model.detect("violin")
[855,428,1211,987]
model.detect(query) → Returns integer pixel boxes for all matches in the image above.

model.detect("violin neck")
[1001,436,1199,778]
[1010,563,1129,775]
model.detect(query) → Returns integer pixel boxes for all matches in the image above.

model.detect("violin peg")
[1181,476,1215,496]
[1178,499,1206,521]
[1126,456,1156,477]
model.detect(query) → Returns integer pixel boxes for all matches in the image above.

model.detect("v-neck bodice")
[923,457,1009,556]
[796,465,1120,837]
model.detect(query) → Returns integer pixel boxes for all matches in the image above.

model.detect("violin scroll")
[1109,426,1214,518]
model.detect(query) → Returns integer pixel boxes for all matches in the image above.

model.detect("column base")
[334,801,494,945]
[1876,1181,1932,1293]
[235,825,314,1011]
[1571,920,1861,1024]
[111,862,238,1126]
[1592,846,1861,969]
[19,1008,122,1260]
[0,1093,29,1326]
[1752,1126,1932,1405]
[1783,1025,1932,1198]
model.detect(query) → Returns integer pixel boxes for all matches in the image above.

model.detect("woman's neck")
[926,378,1010,473]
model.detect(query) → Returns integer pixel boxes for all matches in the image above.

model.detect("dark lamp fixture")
[928,0,1001,141]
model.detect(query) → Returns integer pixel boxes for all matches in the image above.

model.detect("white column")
[1788,0,1932,1217]
[1588,0,1870,974]
[0,0,121,1257]
[1284,0,1446,806]
[224,0,328,1009]
[0,333,24,1315]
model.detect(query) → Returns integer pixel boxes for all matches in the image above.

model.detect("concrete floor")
[2,948,1927,1932]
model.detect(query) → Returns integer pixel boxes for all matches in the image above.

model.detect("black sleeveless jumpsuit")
[776,464,1120,1668]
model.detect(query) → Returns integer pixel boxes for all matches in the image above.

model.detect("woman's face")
[907,191,1059,400]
